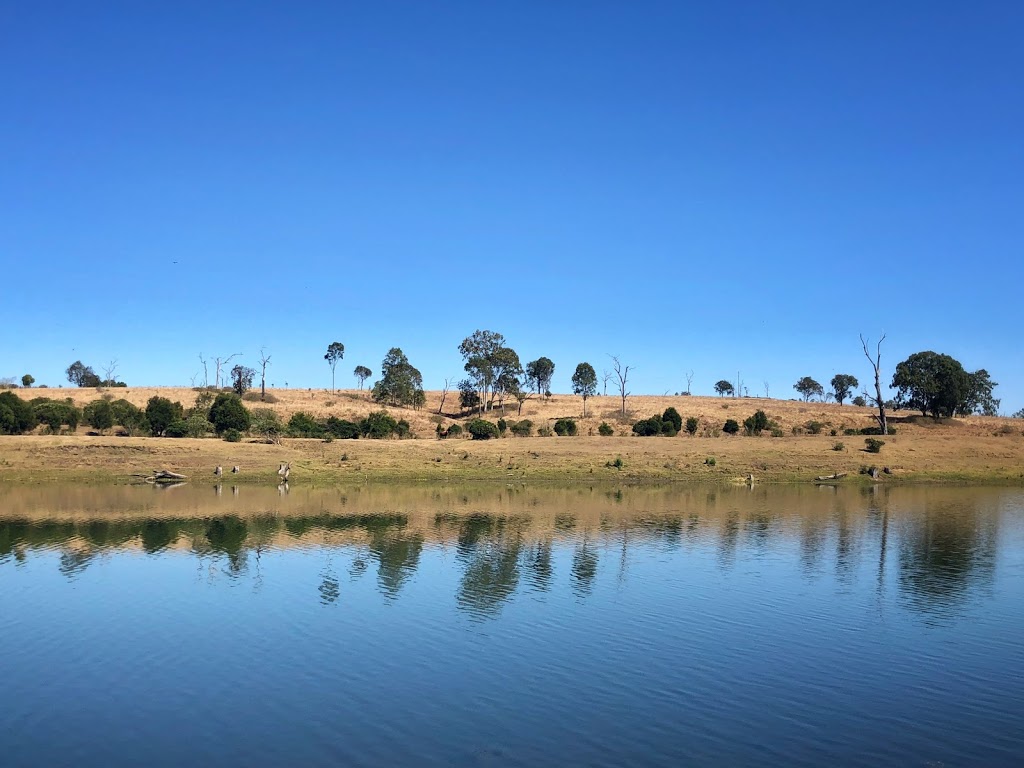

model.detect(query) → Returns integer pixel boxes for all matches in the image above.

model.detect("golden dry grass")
[3,387,1023,484]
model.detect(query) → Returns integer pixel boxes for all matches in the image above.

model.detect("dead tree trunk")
[860,333,888,436]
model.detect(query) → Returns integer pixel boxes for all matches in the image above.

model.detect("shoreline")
[2,433,1022,486]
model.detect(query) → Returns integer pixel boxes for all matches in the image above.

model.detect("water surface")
[2,483,1023,766]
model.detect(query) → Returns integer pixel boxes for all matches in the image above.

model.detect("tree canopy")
[794,376,824,402]
[891,351,994,418]
[324,341,345,391]
[714,380,734,397]
[571,363,597,416]
[525,357,555,396]
[372,347,425,408]
[66,360,101,388]
[830,374,859,405]
[353,365,372,390]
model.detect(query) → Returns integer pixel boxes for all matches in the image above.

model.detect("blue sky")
[2,2,1022,411]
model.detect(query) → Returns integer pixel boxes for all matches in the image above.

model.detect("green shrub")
[497,418,507,435]
[288,412,323,438]
[538,425,553,437]
[223,428,242,442]
[208,393,251,434]
[806,421,824,435]
[605,455,625,469]
[183,412,213,438]
[553,418,578,436]
[81,399,112,433]
[770,427,785,438]
[843,428,858,436]
[860,426,896,436]
[360,410,399,439]
[632,416,663,436]
[110,399,147,435]
[685,417,699,436]
[396,419,411,438]
[661,421,678,437]
[723,419,740,435]
[705,456,716,466]
[146,396,184,437]
[442,423,464,439]
[467,419,499,440]
[598,422,614,436]
[852,396,867,407]
[662,407,682,433]
[33,399,80,433]
[511,420,533,437]
[164,420,189,438]
[832,441,845,452]
[743,410,769,436]
[324,416,360,439]
[865,438,885,453]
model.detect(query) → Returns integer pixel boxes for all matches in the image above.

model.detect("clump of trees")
[553,418,578,436]
[632,408,683,437]
[372,348,425,408]
[891,351,999,418]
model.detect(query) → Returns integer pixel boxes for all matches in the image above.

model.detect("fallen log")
[815,472,848,481]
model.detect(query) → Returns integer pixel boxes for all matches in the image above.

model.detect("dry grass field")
[2,387,1023,484]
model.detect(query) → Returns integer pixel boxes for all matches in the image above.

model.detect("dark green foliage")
[21,374,34,388]
[444,423,464,438]
[32,399,79,433]
[743,410,769,436]
[325,341,345,391]
[396,419,411,438]
[805,420,824,435]
[208,393,251,434]
[110,399,146,434]
[0,403,19,434]
[605,455,625,469]
[571,363,597,416]
[662,407,682,433]
[223,429,242,442]
[497,418,507,435]
[830,374,859,405]
[251,409,283,440]
[372,348,425,407]
[145,397,184,436]
[632,416,663,436]
[865,438,885,453]
[723,419,740,434]
[183,413,213,438]
[843,428,859,436]
[360,410,399,439]
[661,421,678,437]
[685,417,699,436]
[288,411,323,438]
[164,420,189,438]
[467,419,499,440]
[324,417,360,439]
[714,380,734,397]
[963,369,1000,416]
[553,418,578,436]
[794,376,824,401]
[510,420,533,437]
[859,425,896,436]
[66,360,101,388]
[353,365,372,390]
[705,456,716,466]
[230,365,255,395]
[525,357,555,395]
[852,396,867,407]
[891,351,975,418]
[83,399,114,432]
[598,422,614,436]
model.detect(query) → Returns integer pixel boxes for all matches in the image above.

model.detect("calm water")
[2,483,1023,767]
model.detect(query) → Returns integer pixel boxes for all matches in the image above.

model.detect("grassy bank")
[2,429,1022,485]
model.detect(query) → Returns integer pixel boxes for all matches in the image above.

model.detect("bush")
[685,417,699,436]
[865,438,885,453]
[164,420,189,438]
[832,441,845,452]
[33,399,80,433]
[110,399,147,435]
[705,457,716,466]
[605,455,625,469]
[859,426,896,436]
[511,420,533,437]
[632,416,663,437]
[251,409,283,441]
[467,419,499,440]
[661,421,678,437]
[442,423,464,439]
[183,412,213,438]
[360,410,399,439]
[723,419,740,435]
[598,422,614,436]
[396,419,411,438]
[843,428,858,436]
[324,416,360,439]
[805,421,825,435]
[553,418,578,436]
[537,425,553,437]
[497,418,507,435]
[83,399,115,433]
[770,427,785,437]
[242,391,278,404]
[662,407,682,433]
[743,410,769,436]
[288,411,323,438]
[146,396,184,437]
[852,396,867,407]
[208,393,251,434]
[223,428,242,442]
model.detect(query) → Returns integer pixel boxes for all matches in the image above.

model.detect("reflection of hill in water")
[1,484,1016,620]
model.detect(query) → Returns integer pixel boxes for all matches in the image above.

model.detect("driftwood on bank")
[130,469,188,485]
[815,472,848,481]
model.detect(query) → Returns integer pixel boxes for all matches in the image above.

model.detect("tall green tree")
[830,374,859,405]
[209,393,251,433]
[794,376,824,401]
[84,399,114,433]
[525,357,555,396]
[145,396,184,436]
[231,365,255,395]
[714,380,734,397]
[66,360,101,387]
[353,365,372,390]
[963,369,1000,416]
[891,351,972,418]
[324,342,345,392]
[458,330,519,411]
[372,348,425,407]
[21,374,34,388]
[571,363,598,417]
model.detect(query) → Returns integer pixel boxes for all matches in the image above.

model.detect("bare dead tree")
[258,347,272,402]
[685,370,695,395]
[213,353,241,389]
[438,377,454,415]
[190,372,200,388]
[601,369,613,397]
[763,380,770,399]
[101,359,118,385]
[198,354,209,388]
[860,333,888,435]
[609,355,631,415]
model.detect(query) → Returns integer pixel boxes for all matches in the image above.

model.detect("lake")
[2,482,1023,767]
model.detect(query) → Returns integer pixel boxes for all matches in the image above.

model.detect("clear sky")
[2,2,1022,411]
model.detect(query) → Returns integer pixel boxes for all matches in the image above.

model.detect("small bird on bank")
[231,466,240,474]
[214,466,222,476]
